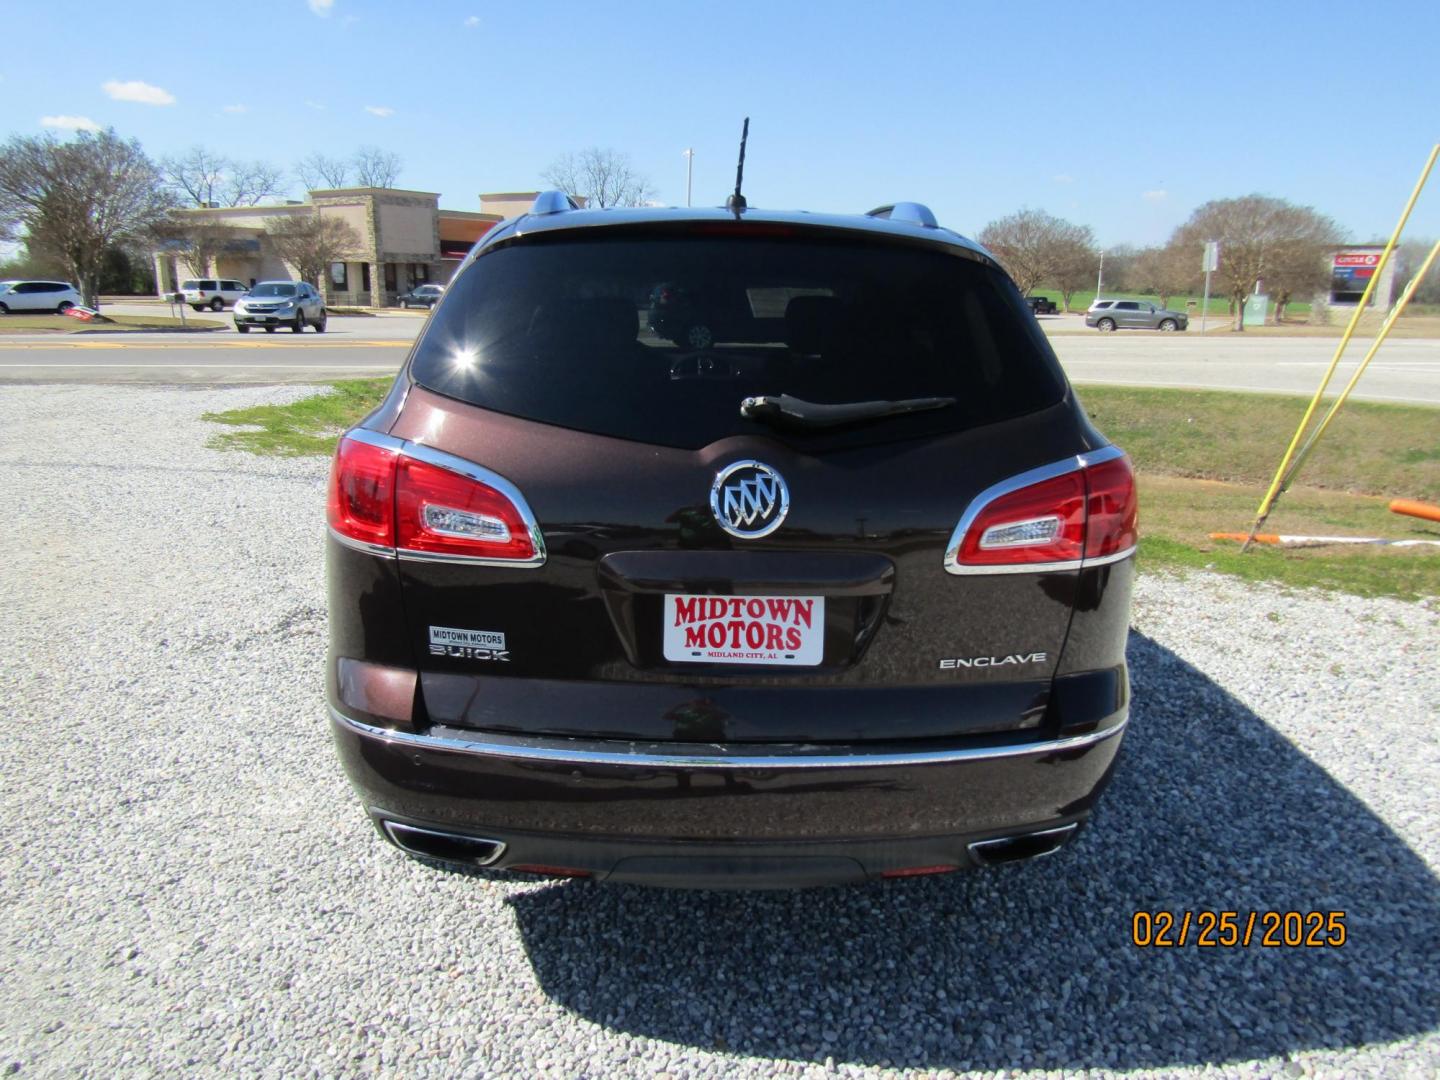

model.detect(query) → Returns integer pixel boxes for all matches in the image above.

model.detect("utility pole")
[1095,249,1104,301]
[683,148,694,208]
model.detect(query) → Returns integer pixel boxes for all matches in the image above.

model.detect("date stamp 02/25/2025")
[1131,911,1347,948]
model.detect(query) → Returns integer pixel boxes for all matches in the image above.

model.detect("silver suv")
[1086,299,1188,332]
[233,280,327,333]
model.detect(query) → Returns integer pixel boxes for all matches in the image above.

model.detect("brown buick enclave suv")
[326,194,1137,888]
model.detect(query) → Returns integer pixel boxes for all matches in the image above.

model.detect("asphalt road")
[1050,333,1440,405]
[0,312,413,383]
[0,309,1436,401]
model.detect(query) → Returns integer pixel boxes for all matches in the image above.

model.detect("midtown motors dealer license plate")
[663,594,825,666]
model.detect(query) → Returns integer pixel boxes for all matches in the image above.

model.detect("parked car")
[326,194,1138,888]
[0,280,83,314]
[398,284,445,309]
[1024,295,1059,315]
[1086,298,1188,332]
[179,278,249,311]
[232,281,326,333]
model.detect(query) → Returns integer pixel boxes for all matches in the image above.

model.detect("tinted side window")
[1115,301,1139,310]
[15,283,41,294]
[200,280,218,291]
[410,235,1067,451]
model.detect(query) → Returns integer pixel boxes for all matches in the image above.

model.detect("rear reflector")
[327,433,544,565]
[945,448,1137,574]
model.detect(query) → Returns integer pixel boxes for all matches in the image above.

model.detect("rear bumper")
[330,704,1129,886]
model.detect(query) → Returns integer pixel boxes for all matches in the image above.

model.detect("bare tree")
[352,146,402,188]
[1049,226,1099,311]
[295,152,351,191]
[161,145,228,207]
[542,147,654,208]
[264,211,363,286]
[1395,238,1440,306]
[222,160,287,206]
[1127,244,1198,308]
[154,214,230,277]
[1169,195,1342,330]
[978,208,1092,298]
[1263,206,1346,322]
[0,129,175,306]
[1095,243,1140,294]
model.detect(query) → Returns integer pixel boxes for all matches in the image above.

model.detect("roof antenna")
[725,117,749,214]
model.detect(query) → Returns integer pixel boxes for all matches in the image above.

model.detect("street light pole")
[683,148,694,208]
[1095,249,1104,301]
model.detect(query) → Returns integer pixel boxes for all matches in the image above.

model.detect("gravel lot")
[1,384,1437,1078]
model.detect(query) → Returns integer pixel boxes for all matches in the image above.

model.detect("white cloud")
[364,105,395,117]
[41,114,102,132]
[1142,189,1168,203]
[101,79,176,105]
[464,15,480,26]
[304,100,326,110]
[307,0,334,14]
[222,104,248,114]
[1052,173,1074,185]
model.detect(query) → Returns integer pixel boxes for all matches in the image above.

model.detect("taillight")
[395,456,538,562]
[327,435,544,565]
[328,436,397,548]
[945,449,1137,574]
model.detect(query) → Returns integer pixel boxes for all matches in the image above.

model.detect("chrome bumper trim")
[330,706,1127,770]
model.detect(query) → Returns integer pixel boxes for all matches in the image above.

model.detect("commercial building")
[152,190,544,307]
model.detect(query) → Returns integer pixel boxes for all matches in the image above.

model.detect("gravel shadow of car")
[501,632,1440,1071]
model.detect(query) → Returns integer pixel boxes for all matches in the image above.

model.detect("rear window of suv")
[410,234,1067,450]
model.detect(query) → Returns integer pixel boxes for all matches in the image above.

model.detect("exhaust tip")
[381,820,506,866]
[967,822,1078,866]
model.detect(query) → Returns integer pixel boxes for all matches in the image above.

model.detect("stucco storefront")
[153,187,514,306]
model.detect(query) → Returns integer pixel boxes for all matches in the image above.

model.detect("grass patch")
[0,314,224,333]
[204,379,1440,599]
[1030,287,1268,317]
[1135,477,1440,601]
[202,378,392,456]
[1077,386,1440,500]
[1079,387,1440,599]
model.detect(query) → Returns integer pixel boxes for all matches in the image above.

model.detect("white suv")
[179,278,250,311]
[0,280,83,314]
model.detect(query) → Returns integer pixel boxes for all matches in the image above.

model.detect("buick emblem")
[710,460,790,539]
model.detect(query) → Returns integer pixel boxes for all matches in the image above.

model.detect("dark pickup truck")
[1024,296,1059,315]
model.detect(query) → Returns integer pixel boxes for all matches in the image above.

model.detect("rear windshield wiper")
[740,393,955,429]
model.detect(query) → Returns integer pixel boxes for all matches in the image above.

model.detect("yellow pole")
[1242,143,1439,551]
[1274,236,1440,490]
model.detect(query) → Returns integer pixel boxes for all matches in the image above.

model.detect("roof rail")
[530,190,580,215]
[866,202,939,228]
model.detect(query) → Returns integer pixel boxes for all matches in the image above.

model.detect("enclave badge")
[710,460,789,539]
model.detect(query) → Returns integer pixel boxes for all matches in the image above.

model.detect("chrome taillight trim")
[943,445,1130,576]
[328,527,397,559]
[331,707,1128,770]
[331,429,547,568]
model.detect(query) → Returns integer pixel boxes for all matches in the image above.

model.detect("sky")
[2,0,1438,250]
